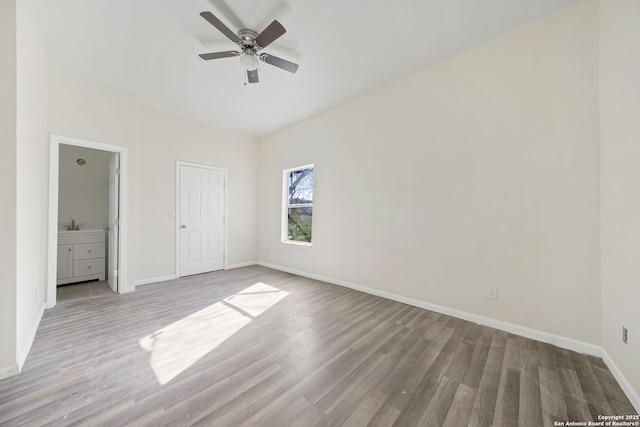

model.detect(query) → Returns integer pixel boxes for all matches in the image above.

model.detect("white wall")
[133,103,257,281]
[48,69,138,147]
[48,68,137,292]
[47,70,258,288]
[15,0,49,369]
[58,144,110,230]
[258,1,601,345]
[600,0,640,408]
[0,0,49,379]
[0,0,18,378]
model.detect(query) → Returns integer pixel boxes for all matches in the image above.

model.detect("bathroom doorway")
[47,135,128,308]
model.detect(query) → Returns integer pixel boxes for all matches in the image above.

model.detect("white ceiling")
[31,0,578,138]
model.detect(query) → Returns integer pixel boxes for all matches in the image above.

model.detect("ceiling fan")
[199,11,299,84]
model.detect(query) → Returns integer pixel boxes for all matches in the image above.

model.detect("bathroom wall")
[58,144,110,231]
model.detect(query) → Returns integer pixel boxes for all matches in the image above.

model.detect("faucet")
[67,219,79,231]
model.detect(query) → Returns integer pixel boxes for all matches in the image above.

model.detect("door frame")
[175,161,228,278]
[107,152,120,293]
[47,134,129,308]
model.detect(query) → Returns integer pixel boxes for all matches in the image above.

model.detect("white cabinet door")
[57,245,74,279]
[179,165,225,277]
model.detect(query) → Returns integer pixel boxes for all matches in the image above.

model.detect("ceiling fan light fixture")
[240,53,259,71]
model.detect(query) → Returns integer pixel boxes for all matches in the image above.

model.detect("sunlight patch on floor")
[139,282,289,385]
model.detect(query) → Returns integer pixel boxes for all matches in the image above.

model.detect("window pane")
[288,207,312,243]
[288,168,314,205]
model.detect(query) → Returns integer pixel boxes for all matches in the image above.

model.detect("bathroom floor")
[57,280,114,304]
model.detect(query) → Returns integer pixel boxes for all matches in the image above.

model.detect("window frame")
[282,164,314,246]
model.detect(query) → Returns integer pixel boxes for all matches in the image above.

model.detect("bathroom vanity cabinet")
[57,230,106,285]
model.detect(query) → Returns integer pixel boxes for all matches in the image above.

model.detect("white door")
[107,152,119,292]
[179,165,225,276]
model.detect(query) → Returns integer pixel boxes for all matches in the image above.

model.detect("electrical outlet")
[34,288,38,302]
[623,326,628,344]
[488,287,498,300]
[153,259,160,266]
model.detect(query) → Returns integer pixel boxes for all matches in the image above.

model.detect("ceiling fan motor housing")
[238,29,259,49]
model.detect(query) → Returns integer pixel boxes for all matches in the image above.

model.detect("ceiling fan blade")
[261,54,299,74]
[247,69,259,84]
[199,51,240,60]
[255,20,286,48]
[200,11,240,44]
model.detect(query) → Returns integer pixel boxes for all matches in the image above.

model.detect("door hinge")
[114,218,120,226]
[116,168,120,176]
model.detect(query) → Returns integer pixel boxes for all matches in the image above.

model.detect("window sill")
[281,240,312,247]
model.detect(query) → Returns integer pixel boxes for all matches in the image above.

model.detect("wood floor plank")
[559,367,592,422]
[340,390,388,426]
[571,351,615,418]
[539,365,568,425]
[0,266,634,426]
[414,376,459,426]
[461,331,492,390]
[518,363,543,427]
[493,368,521,426]
[468,332,507,427]
[369,403,402,427]
[442,383,477,427]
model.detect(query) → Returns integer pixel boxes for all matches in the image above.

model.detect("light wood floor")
[0,266,635,426]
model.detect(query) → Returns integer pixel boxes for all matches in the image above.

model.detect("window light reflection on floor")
[139,282,290,385]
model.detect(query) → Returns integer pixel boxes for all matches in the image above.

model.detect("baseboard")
[133,265,259,287]
[226,261,257,270]
[133,274,177,287]
[602,350,640,413]
[0,363,19,381]
[257,261,602,358]
[17,302,46,372]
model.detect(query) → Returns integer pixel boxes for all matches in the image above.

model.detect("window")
[283,165,314,245]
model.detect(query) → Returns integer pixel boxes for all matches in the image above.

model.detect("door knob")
[181,225,187,229]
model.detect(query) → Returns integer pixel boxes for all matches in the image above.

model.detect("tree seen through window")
[285,167,313,243]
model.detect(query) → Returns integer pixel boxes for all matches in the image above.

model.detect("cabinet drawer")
[74,259,105,277]
[74,243,105,260]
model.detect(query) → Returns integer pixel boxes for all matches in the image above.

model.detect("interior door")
[107,152,119,292]
[179,165,225,276]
